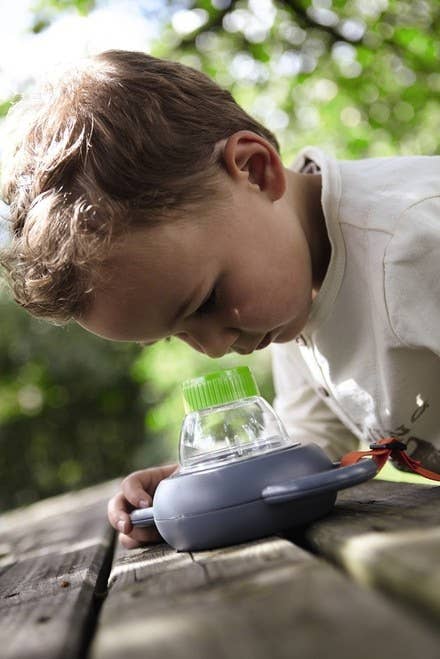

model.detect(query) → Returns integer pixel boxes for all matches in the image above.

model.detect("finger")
[121,464,178,509]
[118,526,163,549]
[121,475,152,510]
[129,525,163,544]
[119,533,141,550]
[107,491,134,535]
[108,492,164,541]
[130,464,178,495]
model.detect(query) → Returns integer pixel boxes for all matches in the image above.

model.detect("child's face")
[77,134,318,357]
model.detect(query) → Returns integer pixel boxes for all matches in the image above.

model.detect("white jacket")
[271,147,440,467]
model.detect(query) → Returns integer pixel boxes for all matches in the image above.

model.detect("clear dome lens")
[179,396,296,472]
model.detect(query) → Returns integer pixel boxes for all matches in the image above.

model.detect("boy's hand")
[108,463,178,549]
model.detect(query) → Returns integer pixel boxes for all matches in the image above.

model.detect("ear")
[219,130,286,201]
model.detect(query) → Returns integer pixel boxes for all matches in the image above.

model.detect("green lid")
[182,366,260,413]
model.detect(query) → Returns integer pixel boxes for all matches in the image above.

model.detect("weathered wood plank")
[0,480,119,659]
[287,480,440,625]
[91,534,440,659]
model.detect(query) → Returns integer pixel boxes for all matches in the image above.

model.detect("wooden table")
[1,477,439,659]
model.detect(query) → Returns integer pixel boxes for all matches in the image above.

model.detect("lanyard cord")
[340,437,440,481]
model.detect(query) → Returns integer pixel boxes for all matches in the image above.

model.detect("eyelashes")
[195,287,217,314]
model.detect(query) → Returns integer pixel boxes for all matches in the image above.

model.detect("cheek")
[220,277,264,327]
[262,257,313,326]
[220,245,313,330]
[285,266,313,322]
[226,288,278,330]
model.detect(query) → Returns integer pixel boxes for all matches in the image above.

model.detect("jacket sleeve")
[270,343,360,461]
[384,196,440,358]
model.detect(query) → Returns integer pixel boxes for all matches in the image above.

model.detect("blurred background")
[0,0,438,512]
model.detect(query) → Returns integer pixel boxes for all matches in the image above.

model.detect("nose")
[176,321,240,358]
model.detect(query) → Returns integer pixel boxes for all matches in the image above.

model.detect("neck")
[284,168,330,295]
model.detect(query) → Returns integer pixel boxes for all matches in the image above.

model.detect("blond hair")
[0,49,279,323]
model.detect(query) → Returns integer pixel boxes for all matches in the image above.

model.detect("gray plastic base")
[130,443,377,551]
[158,491,336,551]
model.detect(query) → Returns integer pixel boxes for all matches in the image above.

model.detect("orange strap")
[340,437,440,481]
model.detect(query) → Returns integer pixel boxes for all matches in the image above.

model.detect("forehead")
[79,220,218,341]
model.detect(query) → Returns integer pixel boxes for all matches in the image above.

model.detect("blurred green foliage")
[155,0,440,160]
[1,0,439,509]
[0,290,153,510]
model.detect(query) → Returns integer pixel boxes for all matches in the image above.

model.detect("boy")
[1,50,439,549]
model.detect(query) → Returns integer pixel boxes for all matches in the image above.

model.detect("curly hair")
[0,49,279,323]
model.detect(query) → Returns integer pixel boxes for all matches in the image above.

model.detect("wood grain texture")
[0,480,119,659]
[3,478,439,659]
[91,534,440,659]
[286,480,440,625]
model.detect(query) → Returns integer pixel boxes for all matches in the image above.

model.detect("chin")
[273,333,295,344]
[272,329,294,344]
[273,320,305,343]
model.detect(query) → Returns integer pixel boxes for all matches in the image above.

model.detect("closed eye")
[195,287,217,314]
